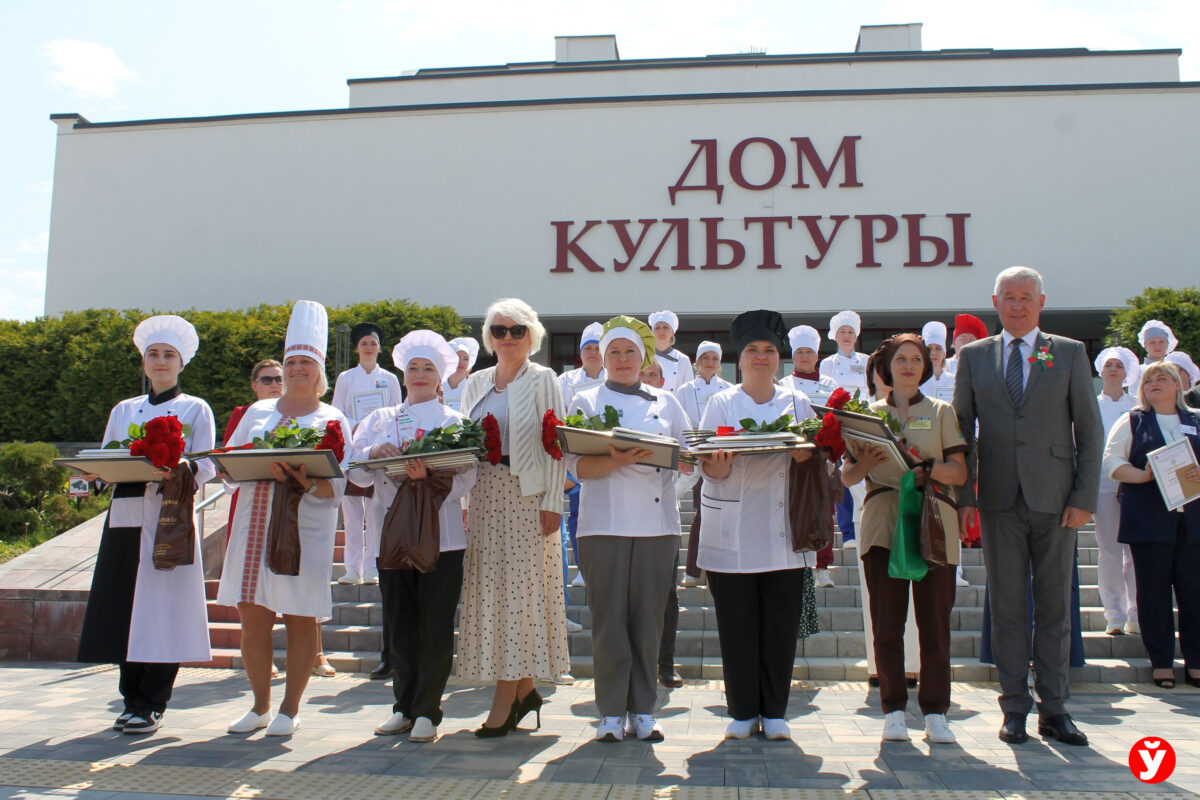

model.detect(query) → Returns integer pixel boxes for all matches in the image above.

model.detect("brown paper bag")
[919,482,951,568]
[788,455,833,553]
[379,470,454,573]
[153,463,197,570]
[266,473,304,576]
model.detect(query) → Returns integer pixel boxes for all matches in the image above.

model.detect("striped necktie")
[1006,338,1025,405]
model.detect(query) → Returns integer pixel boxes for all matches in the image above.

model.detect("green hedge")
[0,300,466,441]
[1106,286,1200,361]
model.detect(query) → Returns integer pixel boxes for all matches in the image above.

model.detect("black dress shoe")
[659,667,684,688]
[1038,714,1088,746]
[999,712,1028,744]
[369,662,393,680]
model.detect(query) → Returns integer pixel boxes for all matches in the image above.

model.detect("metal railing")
[196,483,227,537]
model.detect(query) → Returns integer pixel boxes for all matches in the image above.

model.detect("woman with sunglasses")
[457,298,569,737]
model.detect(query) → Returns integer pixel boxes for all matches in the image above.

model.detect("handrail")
[196,485,227,512]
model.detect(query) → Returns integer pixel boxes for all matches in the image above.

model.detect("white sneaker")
[882,710,909,741]
[924,713,956,744]
[554,673,575,685]
[227,710,270,734]
[679,575,699,587]
[123,711,162,735]
[842,538,857,550]
[724,718,760,739]
[337,569,361,585]
[596,716,625,742]
[625,714,664,742]
[815,569,835,588]
[374,712,413,736]
[761,717,791,740]
[565,618,583,633]
[265,713,300,736]
[361,568,379,585]
[409,716,437,742]
[570,572,586,587]
[955,565,969,587]
[1124,620,1141,635]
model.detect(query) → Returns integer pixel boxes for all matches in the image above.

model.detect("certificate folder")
[349,448,482,473]
[557,426,681,470]
[211,448,344,481]
[54,455,164,484]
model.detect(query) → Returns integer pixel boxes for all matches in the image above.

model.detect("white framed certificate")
[1146,438,1200,511]
[933,386,956,404]
[351,390,386,422]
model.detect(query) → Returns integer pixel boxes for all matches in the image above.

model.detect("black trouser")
[1129,520,1200,670]
[707,568,805,720]
[379,550,465,725]
[659,547,680,672]
[118,662,179,715]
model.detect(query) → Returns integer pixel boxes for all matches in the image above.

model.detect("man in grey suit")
[953,266,1103,746]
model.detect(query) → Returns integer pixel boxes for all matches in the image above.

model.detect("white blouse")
[564,383,689,538]
[675,374,734,428]
[697,385,818,573]
[348,399,477,552]
[1103,409,1192,483]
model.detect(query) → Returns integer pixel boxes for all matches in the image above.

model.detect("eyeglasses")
[489,324,528,340]
[255,375,283,384]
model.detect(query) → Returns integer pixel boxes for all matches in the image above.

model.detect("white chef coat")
[565,383,689,538]
[1103,410,1192,482]
[920,368,957,398]
[655,348,695,393]
[560,366,607,410]
[697,385,818,573]
[944,355,959,375]
[676,374,734,427]
[348,399,477,552]
[779,373,837,405]
[441,374,471,412]
[819,351,869,393]
[102,391,216,663]
[332,364,402,429]
[217,399,351,620]
[1097,392,1138,492]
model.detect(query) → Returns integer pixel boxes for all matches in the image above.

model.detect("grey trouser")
[578,534,679,717]
[981,490,1077,717]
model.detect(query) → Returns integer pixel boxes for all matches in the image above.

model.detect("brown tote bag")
[919,479,951,568]
[153,463,197,570]
[266,474,304,576]
[378,470,454,573]
[787,455,833,553]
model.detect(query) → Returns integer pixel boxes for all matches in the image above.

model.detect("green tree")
[1106,286,1200,360]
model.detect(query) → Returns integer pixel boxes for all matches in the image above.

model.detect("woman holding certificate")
[349,330,478,742]
[565,316,690,742]
[219,301,353,736]
[458,298,568,737]
[841,333,967,744]
[77,314,216,736]
[696,309,819,742]
[1103,361,1200,689]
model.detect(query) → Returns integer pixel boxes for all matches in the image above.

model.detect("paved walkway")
[0,663,1195,799]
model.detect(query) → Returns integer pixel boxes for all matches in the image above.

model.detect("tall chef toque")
[133,314,199,365]
[284,300,329,364]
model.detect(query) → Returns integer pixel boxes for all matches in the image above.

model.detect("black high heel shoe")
[474,699,519,738]
[515,689,543,730]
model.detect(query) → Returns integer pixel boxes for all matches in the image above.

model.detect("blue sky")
[3,0,1196,321]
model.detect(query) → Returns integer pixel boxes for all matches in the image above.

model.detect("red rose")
[814,412,845,461]
[148,442,176,469]
[129,439,148,457]
[541,409,563,460]
[482,413,503,465]
[827,388,852,410]
[317,420,345,461]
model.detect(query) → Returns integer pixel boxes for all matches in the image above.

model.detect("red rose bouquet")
[813,412,845,461]
[827,388,852,410]
[128,415,187,469]
[482,413,503,465]
[316,420,345,461]
[542,409,563,460]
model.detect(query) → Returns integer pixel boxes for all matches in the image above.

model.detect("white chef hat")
[1138,320,1178,353]
[393,330,459,379]
[921,321,948,349]
[696,340,722,360]
[448,336,480,369]
[579,322,603,350]
[284,300,328,364]
[648,310,679,333]
[1093,346,1141,389]
[1165,351,1200,386]
[787,325,820,354]
[133,314,199,366]
[828,310,861,339]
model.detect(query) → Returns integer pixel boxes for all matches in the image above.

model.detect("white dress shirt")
[999,327,1040,390]
[565,383,689,538]
[675,374,734,427]
[348,399,477,552]
[697,385,817,573]
[819,351,869,392]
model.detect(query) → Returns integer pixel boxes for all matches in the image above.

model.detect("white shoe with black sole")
[123,711,162,735]
[596,716,625,742]
[113,712,134,731]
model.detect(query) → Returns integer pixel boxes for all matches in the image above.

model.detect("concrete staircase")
[196,496,1159,682]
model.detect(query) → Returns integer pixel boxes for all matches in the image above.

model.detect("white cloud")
[41,39,139,101]
[15,233,49,256]
[26,181,52,194]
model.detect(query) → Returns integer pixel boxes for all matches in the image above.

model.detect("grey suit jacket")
[953,331,1103,515]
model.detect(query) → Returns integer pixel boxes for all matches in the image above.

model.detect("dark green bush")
[0,441,109,541]
[1106,287,1200,359]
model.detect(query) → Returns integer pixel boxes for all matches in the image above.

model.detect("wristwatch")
[305,479,319,495]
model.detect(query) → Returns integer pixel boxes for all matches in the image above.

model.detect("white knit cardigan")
[460,362,567,513]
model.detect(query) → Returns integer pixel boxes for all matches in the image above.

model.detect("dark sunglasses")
[489,324,528,340]
[255,375,283,384]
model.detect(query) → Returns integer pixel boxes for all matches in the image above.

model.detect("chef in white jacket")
[560,322,607,407]
[780,325,837,402]
[919,321,956,398]
[77,315,215,736]
[820,311,867,548]
[441,336,479,412]
[350,330,478,743]
[649,310,694,392]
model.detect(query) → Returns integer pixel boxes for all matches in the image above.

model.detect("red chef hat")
[953,314,988,342]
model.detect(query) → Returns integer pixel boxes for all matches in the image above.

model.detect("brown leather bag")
[788,455,833,553]
[152,463,197,570]
[266,473,304,576]
[379,470,454,573]
[919,480,951,568]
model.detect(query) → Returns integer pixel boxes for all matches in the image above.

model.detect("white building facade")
[44,25,1200,369]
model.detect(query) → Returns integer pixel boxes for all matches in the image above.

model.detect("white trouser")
[341,494,370,574]
[851,481,919,673]
[1093,488,1137,628]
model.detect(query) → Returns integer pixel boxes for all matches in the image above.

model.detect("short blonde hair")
[1136,361,1187,413]
[482,298,546,356]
